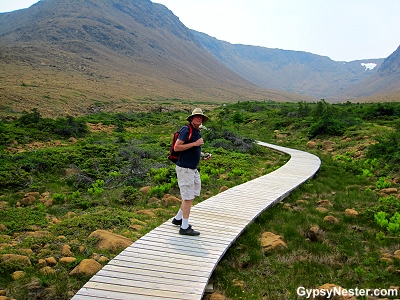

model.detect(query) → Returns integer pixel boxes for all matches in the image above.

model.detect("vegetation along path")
[71,141,321,300]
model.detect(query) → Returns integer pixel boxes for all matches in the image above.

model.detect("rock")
[324,216,339,224]
[321,141,335,152]
[59,257,77,264]
[218,186,229,193]
[162,194,181,206]
[25,231,51,238]
[97,256,109,264]
[18,248,33,255]
[380,188,398,194]
[69,259,102,277]
[45,257,57,266]
[306,141,317,149]
[1,254,31,269]
[147,197,160,204]
[296,200,309,205]
[21,195,36,206]
[345,209,359,217]
[88,230,132,253]
[316,207,329,213]
[37,259,46,267]
[139,186,151,194]
[394,249,400,260]
[61,244,74,257]
[39,266,56,276]
[305,226,325,242]
[317,200,333,207]
[129,224,143,231]
[259,232,287,253]
[136,209,155,217]
[25,192,40,198]
[283,203,292,210]
[11,271,26,280]
[203,293,227,300]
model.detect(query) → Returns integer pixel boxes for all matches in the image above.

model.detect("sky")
[1,0,399,62]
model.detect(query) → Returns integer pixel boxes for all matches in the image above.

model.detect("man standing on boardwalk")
[172,108,210,236]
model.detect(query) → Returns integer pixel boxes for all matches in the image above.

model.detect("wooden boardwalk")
[71,142,321,300]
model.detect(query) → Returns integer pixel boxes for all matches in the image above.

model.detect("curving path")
[71,142,321,300]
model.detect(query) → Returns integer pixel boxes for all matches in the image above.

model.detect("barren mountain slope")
[0,0,315,117]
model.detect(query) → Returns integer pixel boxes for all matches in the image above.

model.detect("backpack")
[168,124,193,163]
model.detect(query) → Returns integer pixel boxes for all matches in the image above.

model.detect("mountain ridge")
[0,0,399,118]
[191,30,386,99]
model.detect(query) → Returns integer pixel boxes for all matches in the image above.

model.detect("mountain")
[1,0,398,118]
[191,30,384,100]
[335,45,400,101]
[0,0,314,118]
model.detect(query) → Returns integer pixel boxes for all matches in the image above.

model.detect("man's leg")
[180,199,193,229]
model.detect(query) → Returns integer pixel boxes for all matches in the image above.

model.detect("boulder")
[11,271,26,280]
[21,195,36,206]
[316,207,329,213]
[218,186,229,193]
[39,266,56,276]
[344,209,359,217]
[305,226,325,242]
[317,200,333,207]
[45,257,57,266]
[259,232,287,253]
[61,244,74,257]
[139,186,151,194]
[88,230,132,253]
[162,194,181,206]
[59,257,77,264]
[306,141,317,149]
[1,254,31,269]
[324,216,339,224]
[380,188,398,194]
[69,259,102,277]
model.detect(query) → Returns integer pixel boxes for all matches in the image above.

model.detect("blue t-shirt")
[176,124,202,169]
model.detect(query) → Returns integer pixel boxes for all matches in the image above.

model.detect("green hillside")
[1,101,400,299]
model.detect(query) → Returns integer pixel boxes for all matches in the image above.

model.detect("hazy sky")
[1,0,399,62]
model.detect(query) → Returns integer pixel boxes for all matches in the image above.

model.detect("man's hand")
[195,138,204,146]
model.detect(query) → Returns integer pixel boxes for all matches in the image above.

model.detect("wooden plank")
[96,269,208,288]
[115,251,216,269]
[89,274,205,295]
[107,259,212,278]
[73,288,178,300]
[122,241,221,260]
[100,264,210,283]
[136,234,230,254]
[111,255,214,274]
[83,281,200,300]
[122,246,217,264]
[99,263,211,282]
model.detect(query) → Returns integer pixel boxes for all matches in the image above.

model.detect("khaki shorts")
[175,166,201,200]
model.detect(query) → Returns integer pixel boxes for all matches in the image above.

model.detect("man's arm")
[174,138,204,152]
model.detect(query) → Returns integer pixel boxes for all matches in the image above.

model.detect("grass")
[1,101,400,299]
[208,153,400,299]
